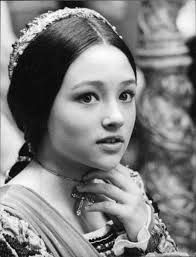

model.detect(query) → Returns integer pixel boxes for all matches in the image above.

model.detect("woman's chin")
[92,158,122,172]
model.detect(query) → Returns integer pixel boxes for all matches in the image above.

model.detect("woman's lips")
[96,136,124,153]
[96,136,124,144]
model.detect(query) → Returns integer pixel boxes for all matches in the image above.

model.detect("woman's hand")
[77,164,148,241]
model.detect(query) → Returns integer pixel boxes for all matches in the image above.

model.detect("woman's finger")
[77,182,129,203]
[83,166,142,195]
[83,169,129,191]
[115,164,144,195]
[85,200,127,219]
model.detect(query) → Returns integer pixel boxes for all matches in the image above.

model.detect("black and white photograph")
[0,1,195,256]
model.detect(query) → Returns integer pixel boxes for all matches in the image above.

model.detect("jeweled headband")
[8,7,122,80]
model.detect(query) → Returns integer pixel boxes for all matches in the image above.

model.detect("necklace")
[36,159,81,182]
[35,159,95,216]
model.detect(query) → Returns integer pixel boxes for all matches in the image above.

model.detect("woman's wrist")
[126,202,152,242]
[112,204,152,255]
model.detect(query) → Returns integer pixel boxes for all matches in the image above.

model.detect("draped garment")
[0,184,100,257]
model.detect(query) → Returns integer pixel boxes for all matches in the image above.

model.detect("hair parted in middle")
[8,14,137,153]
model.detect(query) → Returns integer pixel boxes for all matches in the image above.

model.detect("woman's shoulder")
[0,207,54,257]
[0,184,38,205]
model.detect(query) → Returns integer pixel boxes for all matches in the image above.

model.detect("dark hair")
[8,15,137,154]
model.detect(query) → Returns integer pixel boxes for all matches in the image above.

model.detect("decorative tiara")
[8,7,122,80]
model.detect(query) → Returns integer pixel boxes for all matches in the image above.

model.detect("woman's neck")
[36,141,91,182]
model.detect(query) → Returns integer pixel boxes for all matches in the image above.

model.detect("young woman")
[0,7,182,257]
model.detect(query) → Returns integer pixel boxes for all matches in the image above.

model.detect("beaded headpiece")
[8,7,122,80]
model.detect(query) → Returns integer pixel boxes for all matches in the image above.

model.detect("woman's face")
[45,44,136,171]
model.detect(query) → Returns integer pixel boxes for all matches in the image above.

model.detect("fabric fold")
[0,184,100,257]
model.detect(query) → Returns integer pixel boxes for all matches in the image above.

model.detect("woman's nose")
[102,103,124,130]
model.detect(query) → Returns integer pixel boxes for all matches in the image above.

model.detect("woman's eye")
[78,93,98,104]
[119,91,135,102]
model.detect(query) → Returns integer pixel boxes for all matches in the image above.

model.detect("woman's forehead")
[62,44,135,87]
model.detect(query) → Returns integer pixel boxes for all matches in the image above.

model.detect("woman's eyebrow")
[120,79,136,87]
[72,80,104,90]
[72,79,136,90]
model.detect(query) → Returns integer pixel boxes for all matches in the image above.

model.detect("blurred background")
[1,0,196,254]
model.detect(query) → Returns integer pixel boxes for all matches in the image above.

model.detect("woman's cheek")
[59,109,96,138]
